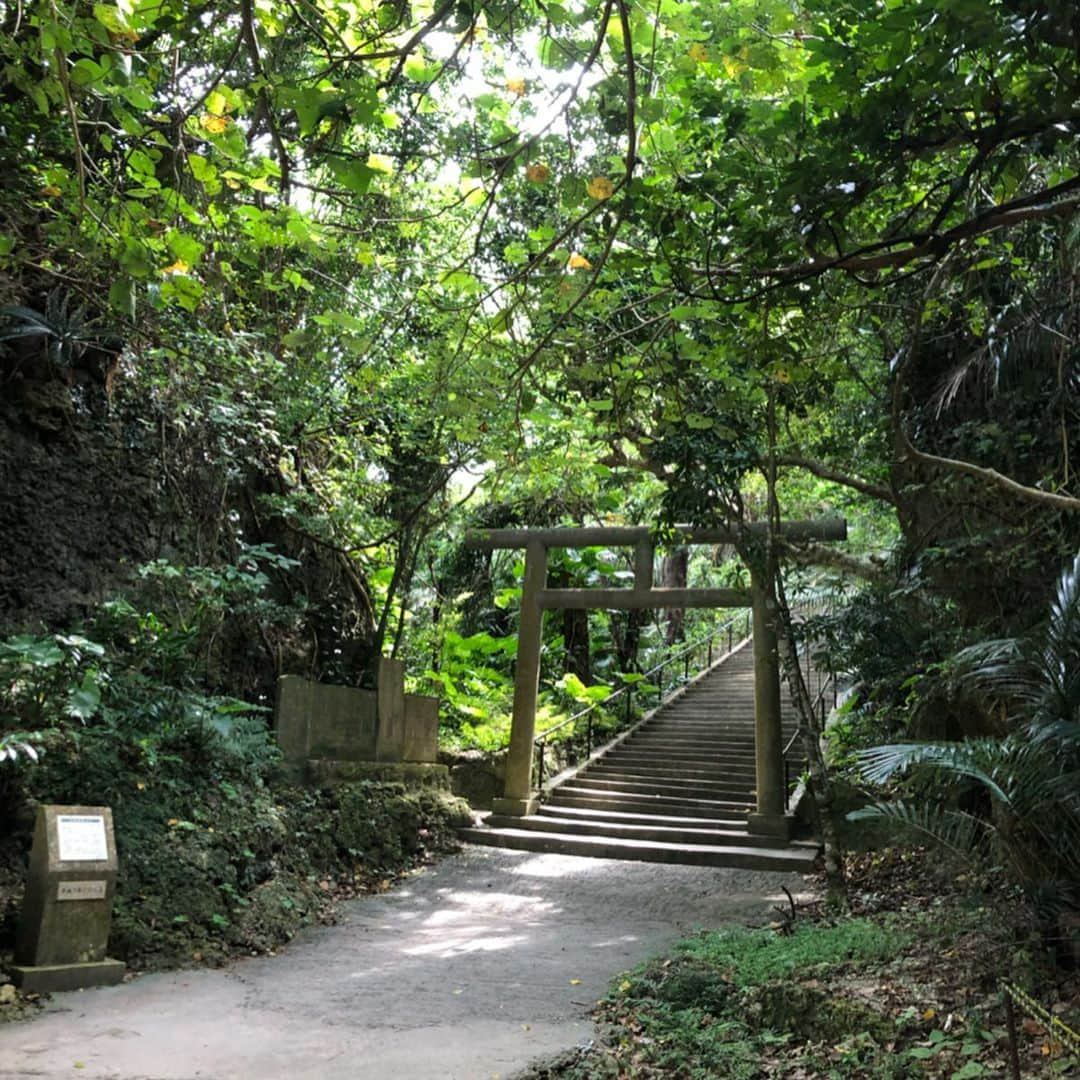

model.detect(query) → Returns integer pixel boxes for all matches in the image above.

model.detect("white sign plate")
[57,880,107,901]
[56,815,109,862]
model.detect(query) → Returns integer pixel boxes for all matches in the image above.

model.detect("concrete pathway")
[0,846,811,1080]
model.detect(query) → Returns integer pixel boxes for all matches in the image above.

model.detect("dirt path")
[1,846,812,1079]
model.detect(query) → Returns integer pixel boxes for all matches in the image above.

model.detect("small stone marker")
[10,805,125,992]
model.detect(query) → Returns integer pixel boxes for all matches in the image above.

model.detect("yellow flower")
[586,176,614,200]
[688,42,709,63]
[525,163,550,184]
[567,252,593,271]
[200,114,229,135]
[505,77,527,97]
[162,259,189,275]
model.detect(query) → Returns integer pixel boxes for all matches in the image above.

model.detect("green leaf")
[108,277,136,318]
[327,157,376,195]
[166,230,205,266]
[69,59,106,88]
[67,673,101,722]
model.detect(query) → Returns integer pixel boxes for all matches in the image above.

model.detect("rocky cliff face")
[0,356,159,634]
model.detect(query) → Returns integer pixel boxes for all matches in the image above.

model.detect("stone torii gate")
[465,520,846,839]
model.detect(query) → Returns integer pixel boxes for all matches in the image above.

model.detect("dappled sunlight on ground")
[0,846,815,1079]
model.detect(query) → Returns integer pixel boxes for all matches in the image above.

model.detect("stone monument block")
[375,656,406,762]
[403,694,439,762]
[276,675,378,774]
[10,805,125,992]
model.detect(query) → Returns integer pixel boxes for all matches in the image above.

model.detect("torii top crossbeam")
[465,520,847,611]
[465,519,847,550]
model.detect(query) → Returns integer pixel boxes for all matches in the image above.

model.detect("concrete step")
[605,750,757,767]
[570,775,756,800]
[486,813,791,848]
[550,787,754,816]
[601,759,758,777]
[584,765,757,786]
[621,738,759,754]
[535,803,748,830]
[549,794,751,820]
[585,766,758,786]
[460,827,818,871]
[585,765,758,785]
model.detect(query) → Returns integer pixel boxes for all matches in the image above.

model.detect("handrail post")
[587,712,593,756]
[537,740,545,790]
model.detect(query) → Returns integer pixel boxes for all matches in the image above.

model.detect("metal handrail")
[532,607,753,789]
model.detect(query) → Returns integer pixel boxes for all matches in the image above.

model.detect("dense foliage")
[0,0,1078,982]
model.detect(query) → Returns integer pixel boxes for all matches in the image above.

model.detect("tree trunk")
[775,589,847,904]
[661,547,688,645]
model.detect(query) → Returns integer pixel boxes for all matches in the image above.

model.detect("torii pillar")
[465,520,846,835]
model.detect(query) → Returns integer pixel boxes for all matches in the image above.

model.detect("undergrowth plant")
[851,552,1080,935]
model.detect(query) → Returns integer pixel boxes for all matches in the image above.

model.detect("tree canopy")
[1,0,1077,643]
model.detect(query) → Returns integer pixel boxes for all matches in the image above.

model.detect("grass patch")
[520,865,1080,1080]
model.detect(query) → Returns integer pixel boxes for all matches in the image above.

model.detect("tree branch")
[703,176,1080,287]
[779,541,889,582]
[776,454,896,505]
[900,438,1080,514]
[240,0,291,195]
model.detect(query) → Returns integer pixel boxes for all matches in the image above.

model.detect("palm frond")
[848,800,990,861]
[856,739,1010,803]
[1038,552,1080,717]
[953,638,1042,711]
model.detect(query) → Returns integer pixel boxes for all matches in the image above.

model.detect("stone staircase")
[461,641,820,871]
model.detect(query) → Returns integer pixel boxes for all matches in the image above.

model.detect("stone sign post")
[10,805,125,992]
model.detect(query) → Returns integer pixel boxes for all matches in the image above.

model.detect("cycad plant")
[850,553,1080,929]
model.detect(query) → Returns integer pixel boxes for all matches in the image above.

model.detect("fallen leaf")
[922,1007,936,1021]
[569,978,581,986]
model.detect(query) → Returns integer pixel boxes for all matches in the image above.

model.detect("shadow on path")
[1,846,813,1079]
